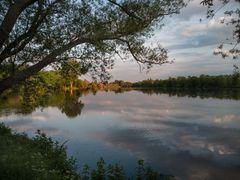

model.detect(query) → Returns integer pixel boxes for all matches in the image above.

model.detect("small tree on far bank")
[60,59,80,90]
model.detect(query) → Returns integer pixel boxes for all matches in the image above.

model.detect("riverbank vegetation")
[1,58,239,95]
[0,123,79,180]
[0,123,173,180]
[1,72,240,118]
[4,69,240,95]
[132,74,240,89]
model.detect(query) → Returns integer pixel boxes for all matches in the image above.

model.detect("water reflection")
[58,93,84,118]
[0,91,85,118]
[0,89,240,180]
[136,88,240,100]
[98,124,240,179]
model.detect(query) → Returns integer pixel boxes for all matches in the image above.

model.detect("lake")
[0,89,240,180]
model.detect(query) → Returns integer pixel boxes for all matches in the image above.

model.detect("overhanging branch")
[0,0,38,49]
[0,0,61,64]
[107,0,143,21]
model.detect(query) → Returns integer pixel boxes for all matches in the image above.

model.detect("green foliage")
[0,123,80,180]
[17,71,64,114]
[0,0,186,93]
[113,80,132,88]
[0,63,14,79]
[32,130,79,178]
[107,164,125,180]
[78,79,90,90]
[136,160,167,180]
[88,158,126,180]
[133,74,240,89]
[38,71,63,90]
[0,123,174,180]
[130,74,240,100]
[82,164,91,180]
[0,122,11,135]
[0,75,240,118]
[60,59,81,88]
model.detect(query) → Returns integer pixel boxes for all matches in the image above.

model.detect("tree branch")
[0,0,61,63]
[117,38,169,65]
[60,59,82,77]
[0,37,93,93]
[0,0,38,49]
[107,0,143,21]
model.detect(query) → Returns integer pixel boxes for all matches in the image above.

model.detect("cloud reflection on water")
[0,91,240,179]
[94,121,240,180]
[80,91,240,179]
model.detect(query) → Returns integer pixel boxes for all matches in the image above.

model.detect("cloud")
[181,19,224,37]
[31,114,48,121]
[160,17,233,51]
[214,114,237,124]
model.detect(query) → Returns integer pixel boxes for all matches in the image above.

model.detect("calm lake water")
[0,89,240,180]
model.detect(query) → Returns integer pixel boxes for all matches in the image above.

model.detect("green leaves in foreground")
[82,158,125,180]
[0,123,174,180]
[0,123,79,180]
[81,158,173,180]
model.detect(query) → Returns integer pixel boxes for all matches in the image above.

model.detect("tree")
[59,59,81,90]
[201,0,240,59]
[0,0,185,93]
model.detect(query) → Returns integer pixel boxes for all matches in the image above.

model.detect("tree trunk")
[0,55,56,94]
[0,37,89,94]
[0,0,37,49]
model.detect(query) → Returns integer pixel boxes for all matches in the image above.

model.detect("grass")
[0,123,174,180]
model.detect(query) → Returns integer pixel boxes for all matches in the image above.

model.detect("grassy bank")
[0,123,173,180]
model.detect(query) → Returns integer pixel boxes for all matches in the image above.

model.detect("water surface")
[0,90,240,180]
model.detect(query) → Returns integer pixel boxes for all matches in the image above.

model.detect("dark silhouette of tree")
[0,0,185,93]
[133,74,240,89]
[201,0,240,59]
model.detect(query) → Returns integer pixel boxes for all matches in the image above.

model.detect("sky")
[105,0,239,82]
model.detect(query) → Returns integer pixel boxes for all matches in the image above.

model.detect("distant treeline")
[9,71,240,97]
[17,70,121,93]
[132,74,240,89]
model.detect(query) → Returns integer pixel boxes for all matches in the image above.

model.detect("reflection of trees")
[0,86,85,118]
[58,92,84,118]
[1,88,240,117]
[20,89,85,118]
[19,78,49,114]
[137,88,240,100]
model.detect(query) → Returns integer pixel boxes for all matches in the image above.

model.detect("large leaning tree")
[0,0,185,93]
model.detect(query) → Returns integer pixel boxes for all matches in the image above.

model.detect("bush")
[0,123,174,180]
